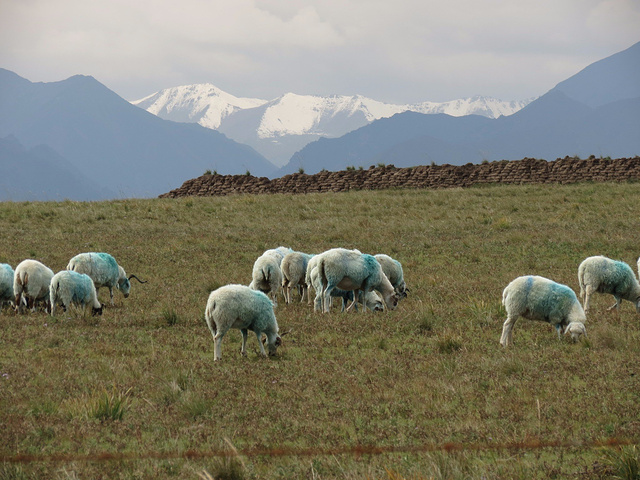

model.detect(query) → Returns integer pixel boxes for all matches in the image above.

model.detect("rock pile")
[159,156,640,198]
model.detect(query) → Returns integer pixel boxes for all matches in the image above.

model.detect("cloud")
[0,0,637,103]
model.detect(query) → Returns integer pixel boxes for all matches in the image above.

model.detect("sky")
[1,0,639,104]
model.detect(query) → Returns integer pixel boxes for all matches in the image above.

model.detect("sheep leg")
[346,292,359,312]
[500,316,517,347]
[255,331,267,357]
[323,284,337,313]
[108,287,115,306]
[554,324,563,340]
[583,286,594,314]
[300,285,307,303]
[240,329,249,357]
[607,296,621,313]
[213,332,225,361]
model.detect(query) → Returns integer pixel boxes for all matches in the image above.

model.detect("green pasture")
[1,183,639,479]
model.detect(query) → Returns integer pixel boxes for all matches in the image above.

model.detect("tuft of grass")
[436,336,463,354]
[162,308,180,326]
[86,386,132,422]
[603,446,640,480]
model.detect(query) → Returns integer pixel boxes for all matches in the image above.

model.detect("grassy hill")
[1,183,639,479]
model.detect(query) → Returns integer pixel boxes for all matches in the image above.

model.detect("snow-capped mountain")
[132,86,533,166]
[132,83,267,130]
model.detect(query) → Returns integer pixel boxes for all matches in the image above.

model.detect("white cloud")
[0,0,637,103]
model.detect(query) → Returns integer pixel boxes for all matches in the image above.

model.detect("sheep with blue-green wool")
[281,251,314,304]
[308,263,384,313]
[500,275,587,347]
[205,284,282,361]
[67,252,146,306]
[374,254,408,299]
[13,259,55,313]
[0,263,15,308]
[578,255,640,314]
[316,248,399,313]
[50,270,103,316]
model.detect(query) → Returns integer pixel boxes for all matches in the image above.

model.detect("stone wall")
[159,156,640,198]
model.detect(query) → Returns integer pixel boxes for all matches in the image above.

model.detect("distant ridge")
[0,69,276,199]
[159,156,640,198]
[133,85,532,166]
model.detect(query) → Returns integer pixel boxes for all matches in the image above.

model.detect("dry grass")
[1,183,639,479]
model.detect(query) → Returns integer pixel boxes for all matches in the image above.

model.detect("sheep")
[308,263,383,313]
[13,259,54,313]
[0,263,15,308]
[578,255,640,314]
[50,270,104,316]
[315,248,399,313]
[249,253,284,306]
[374,254,409,298]
[67,252,146,305]
[204,284,281,361]
[281,251,314,304]
[262,246,294,264]
[500,275,587,347]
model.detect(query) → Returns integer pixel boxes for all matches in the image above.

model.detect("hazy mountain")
[0,69,276,199]
[279,41,640,175]
[133,86,532,166]
[551,41,640,107]
[0,135,115,201]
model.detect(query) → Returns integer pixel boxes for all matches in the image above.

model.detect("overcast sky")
[1,0,638,104]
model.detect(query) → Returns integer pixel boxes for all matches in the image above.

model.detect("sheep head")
[564,322,587,342]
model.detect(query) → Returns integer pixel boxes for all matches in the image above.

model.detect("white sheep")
[500,275,587,347]
[249,253,284,306]
[315,248,399,313]
[374,254,408,298]
[204,284,282,361]
[262,246,294,264]
[578,255,640,314]
[0,263,15,308]
[50,270,104,316]
[67,252,146,305]
[281,251,314,304]
[13,259,54,313]
[308,263,383,313]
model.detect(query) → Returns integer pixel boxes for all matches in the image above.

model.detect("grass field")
[1,183,639,480]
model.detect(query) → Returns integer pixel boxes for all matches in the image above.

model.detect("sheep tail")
[318,257,326,295]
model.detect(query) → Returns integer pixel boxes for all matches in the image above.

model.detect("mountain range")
[133,87,531,166]
[280,41,640,174]
[1,40,638,201]
[0,69,275,200]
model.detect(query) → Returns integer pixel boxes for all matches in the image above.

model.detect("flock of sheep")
[1,246,638,360]
[501,255,640,346]
[205,247,408,360]
[0,253,146,317]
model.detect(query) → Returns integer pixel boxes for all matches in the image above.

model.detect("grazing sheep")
[204,284,281,361]
[50,270,103,316]
[316,248,399,313]
[0,263,15,308]
[67,252,146,305]
[281,251,313,304]
[578,255,640,314]
[308,264,383,313]
[374,254,408,298]
[262,246,294,264]
[249,253,284,306]
[500,275,587,347]
[13,259,54,313]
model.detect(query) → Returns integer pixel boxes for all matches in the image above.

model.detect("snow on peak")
[132,83,267,129]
